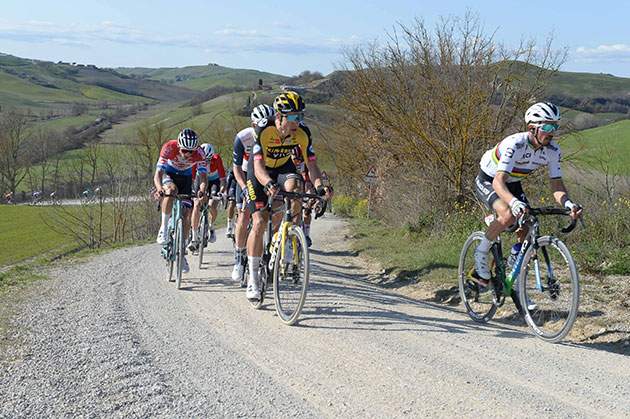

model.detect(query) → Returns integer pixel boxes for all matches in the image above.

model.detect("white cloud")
[574,43,630,63]
[215,29,258,36]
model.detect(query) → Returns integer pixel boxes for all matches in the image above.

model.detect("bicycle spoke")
[458,232,497,323]
[273,226,309,325]
[519,237,579,343]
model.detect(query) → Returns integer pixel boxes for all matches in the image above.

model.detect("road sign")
[365,165,378,183]
[321,170,329,183]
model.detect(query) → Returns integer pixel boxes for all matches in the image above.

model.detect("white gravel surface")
[1,214,629,418]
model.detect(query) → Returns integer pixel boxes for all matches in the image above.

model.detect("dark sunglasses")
[284,113,304,123]
[181,149,194,154]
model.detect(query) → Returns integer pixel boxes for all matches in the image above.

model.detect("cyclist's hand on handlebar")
[264,181,280,197]
[509,197,527,217]
[316,185,334,201]
[566,202,583,220]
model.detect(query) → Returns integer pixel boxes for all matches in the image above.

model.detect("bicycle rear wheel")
[175,218,185,289]
[518,236,579,343]
[458,232,497,323]
[273,225,309,325]
[198,211,208,269]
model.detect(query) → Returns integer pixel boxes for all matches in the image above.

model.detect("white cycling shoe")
[473,247,492,280]
[157,230,167,245]
[246,280,261,300]
[232,264,244,282]
[524,293,539,311]
[181,256,190,274]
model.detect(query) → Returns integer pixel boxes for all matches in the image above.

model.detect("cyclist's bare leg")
[209,200,219,228]
[283,177,303,226]
[161,183,178,215]
[247,210,269,257]
[227,200,236,223]
[485,199,515,240]
[191,198,202,233]
[235,206,251,248]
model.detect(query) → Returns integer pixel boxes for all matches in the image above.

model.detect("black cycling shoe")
[306,236,312,247]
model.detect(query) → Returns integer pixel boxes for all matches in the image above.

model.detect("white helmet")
[201,143,215,160]
[251,104,275,124]
[525,102,561,124]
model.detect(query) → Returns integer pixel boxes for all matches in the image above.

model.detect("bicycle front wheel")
[175,218,185,290]
[458,232,497,323]
[167,227,175,282]
[198,212,208,269]
[273,225,309,325]
[518,236,579,343]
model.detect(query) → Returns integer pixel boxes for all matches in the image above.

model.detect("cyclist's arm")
[153,168,165,194]
[551,178,583,219]
[198,172,208,196]
[254,159,274,192]
[491,171,522,209]
[234,166,247,189]
[219,178,227,195]
[305,161,333,200]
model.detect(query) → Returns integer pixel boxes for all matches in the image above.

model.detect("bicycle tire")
[167,227,175,282]
[458,231,497,323]
[273,225,309,325]
[198,211,208,269]
[175,217,185,290]
[518,236,579,343]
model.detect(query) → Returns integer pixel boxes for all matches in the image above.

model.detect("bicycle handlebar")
[261,189,326,213]
[518,206,585,233]
[161,193,194,200]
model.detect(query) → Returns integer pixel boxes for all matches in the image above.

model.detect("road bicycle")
[246,189,326,325]
[195,193,223,268]
[458,206,584,343]
[160,193,193,290]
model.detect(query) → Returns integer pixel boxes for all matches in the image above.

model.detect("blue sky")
[0,0,629,78]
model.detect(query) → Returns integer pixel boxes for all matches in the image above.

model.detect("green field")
[561,119,630,174]
[0,205,78,266]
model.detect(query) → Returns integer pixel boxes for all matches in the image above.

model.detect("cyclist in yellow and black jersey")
[252,118,315,169]
[244,91,333,301]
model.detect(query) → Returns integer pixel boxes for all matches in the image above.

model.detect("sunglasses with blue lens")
[538,123,559,132]
[284,113,304,122]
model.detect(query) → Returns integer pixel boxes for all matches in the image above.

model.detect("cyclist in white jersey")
[230,104,276,281]
[473,102,584,282]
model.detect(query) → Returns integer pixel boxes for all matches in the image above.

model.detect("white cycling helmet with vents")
[251,104,275,124]
[525,102,561,124]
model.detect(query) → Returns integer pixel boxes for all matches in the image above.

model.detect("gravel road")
[1,214,629,418]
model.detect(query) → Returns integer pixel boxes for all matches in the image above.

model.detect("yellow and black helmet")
[273,91,305,114]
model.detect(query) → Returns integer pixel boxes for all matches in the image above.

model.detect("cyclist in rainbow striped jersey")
[473,102,584,281]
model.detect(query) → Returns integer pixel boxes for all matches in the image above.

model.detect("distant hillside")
[115,64,288,91]
[0,54,197,112]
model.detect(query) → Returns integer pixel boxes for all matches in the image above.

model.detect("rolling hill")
[0,54,197,113]
[114,63,288,91]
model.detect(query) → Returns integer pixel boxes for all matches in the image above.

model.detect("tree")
[332,11,566,224]
[0,111,31,194]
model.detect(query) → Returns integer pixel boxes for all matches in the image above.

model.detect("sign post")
[364,165,378,218]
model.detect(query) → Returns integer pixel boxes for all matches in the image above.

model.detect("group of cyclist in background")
[152,91,333,298]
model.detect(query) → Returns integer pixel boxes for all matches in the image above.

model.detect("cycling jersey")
[292,145,310,182]
[252,119,316,169]
[156,140,206,176]
[232,127,256,172]
[479,132,562,182]
[199,154,226,181]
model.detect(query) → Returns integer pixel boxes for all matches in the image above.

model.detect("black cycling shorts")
[475,170,528,210]
[162,171,193,207]
[246,159,302,213]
